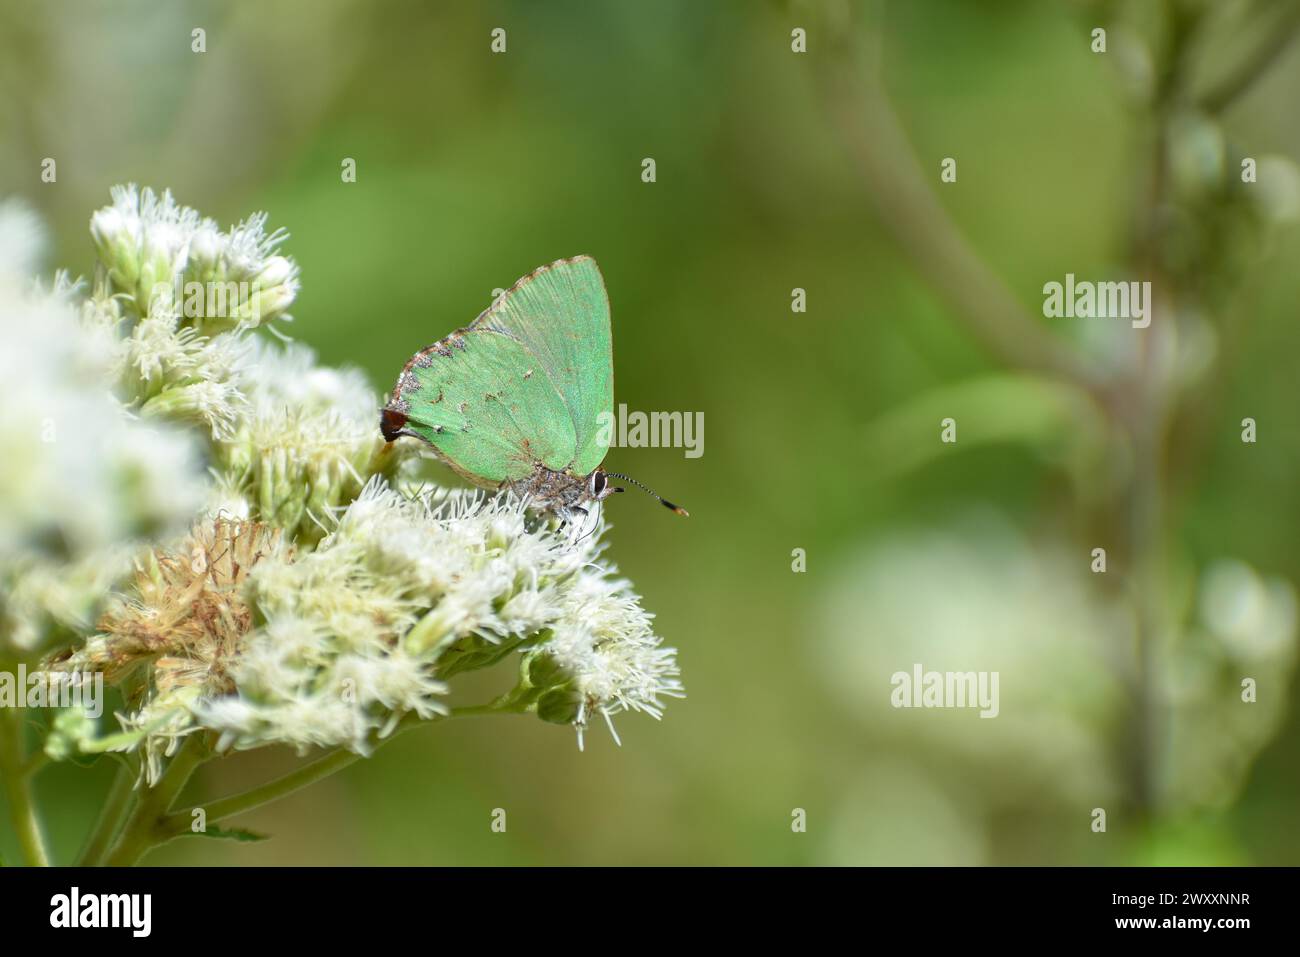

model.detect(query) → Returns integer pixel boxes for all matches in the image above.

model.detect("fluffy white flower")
[0,205,207,652]
[91,184,299,328]
[186,478,681,754]
[0,198,47,280]
[213,339,404,540]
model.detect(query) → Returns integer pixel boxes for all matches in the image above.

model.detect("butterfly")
[380,255,687,525]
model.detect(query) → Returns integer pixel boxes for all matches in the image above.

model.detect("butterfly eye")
[591,471,607,496]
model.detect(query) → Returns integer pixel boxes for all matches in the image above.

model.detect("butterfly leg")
[574,503,606,545]
[556,505,592,546]
[564,505,587,538]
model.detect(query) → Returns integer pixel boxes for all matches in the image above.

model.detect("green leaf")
[862,373,1111,500]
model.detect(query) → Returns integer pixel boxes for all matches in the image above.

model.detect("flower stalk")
[77,761,137,866]
[0,707,51,866]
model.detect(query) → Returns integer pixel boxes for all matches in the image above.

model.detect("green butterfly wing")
[394,329,577,484]
[389,256,612,483]
[474,256,613,476]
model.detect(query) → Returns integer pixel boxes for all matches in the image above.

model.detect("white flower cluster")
[91,184,299,330]
[82,186,404,537]
[196,479,681,756]
[83,185,299,440]
[0,199,206,654]
[214,339,397,543]
[8,186,681,777]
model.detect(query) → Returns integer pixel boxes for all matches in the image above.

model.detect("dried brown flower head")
[69,517,286,701]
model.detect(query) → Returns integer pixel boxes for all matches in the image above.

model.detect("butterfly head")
[587,469,620,503]
[597,469,689,517]
[562,469,688,543]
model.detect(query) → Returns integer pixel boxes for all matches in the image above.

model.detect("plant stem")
[22,749,50,778]
[815,44,1095,389]
[1198,0,1300,112]
[103,734,209,866]
[160,705,496,838]
[169,745,362,835]
[0,708,50,866]
[78,761,138,866]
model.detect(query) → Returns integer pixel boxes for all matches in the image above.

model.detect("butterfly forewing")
[396,328,576,484]
[474,256,613,475]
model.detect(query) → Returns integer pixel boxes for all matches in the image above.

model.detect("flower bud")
[43,707,99,761]
[247,256,299,325]
[187,222,225,280]
[90,205,141,292]
[255,255,295,289]
[536,685,583,724]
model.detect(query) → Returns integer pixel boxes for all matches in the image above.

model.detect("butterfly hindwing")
[395,327,576,484]
[473,256,613,476]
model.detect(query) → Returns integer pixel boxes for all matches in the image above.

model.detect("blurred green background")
[3,0,1299,864]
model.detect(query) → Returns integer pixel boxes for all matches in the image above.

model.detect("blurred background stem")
[1197,0,1300,112]
[815,0,1296,821]
[0,706,49,865]
[817,38,1096,389]
[78,761,138,866]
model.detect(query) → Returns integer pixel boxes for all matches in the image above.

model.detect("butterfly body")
[381,256,682,524]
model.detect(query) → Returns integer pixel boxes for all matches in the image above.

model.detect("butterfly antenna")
[604,472,689,516]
